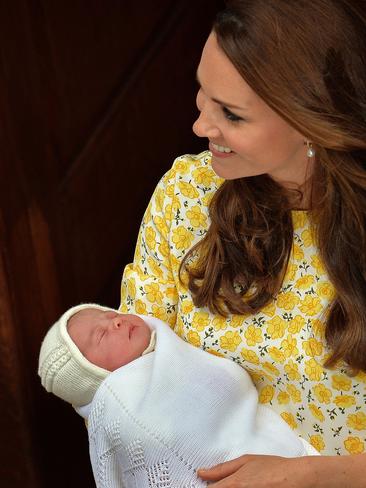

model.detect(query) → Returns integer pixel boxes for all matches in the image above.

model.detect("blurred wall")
[0,1,223,486]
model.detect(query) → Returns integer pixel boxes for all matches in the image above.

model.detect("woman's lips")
[209,141,235,158]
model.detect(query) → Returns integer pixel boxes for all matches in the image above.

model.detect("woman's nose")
[192,98,220,139]
[192,108,221,140]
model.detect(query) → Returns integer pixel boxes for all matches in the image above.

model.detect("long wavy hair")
[181,0,366,372]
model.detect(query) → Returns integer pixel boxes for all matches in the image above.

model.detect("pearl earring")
[306,141,315,158]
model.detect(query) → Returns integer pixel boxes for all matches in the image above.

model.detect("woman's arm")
[198,452,366,487]
[120,165,179,325]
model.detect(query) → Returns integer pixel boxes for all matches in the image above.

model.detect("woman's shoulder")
[162,150,223,191]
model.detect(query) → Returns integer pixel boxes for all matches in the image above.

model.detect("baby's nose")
[111,315,123,329]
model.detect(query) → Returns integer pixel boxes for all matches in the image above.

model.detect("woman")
[120,0,366,486]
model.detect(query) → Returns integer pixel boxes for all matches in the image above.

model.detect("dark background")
[0,1,223,486]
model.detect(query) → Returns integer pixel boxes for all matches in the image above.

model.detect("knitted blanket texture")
[77,316,316,488]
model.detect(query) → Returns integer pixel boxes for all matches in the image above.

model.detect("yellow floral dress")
[120,151,366,456]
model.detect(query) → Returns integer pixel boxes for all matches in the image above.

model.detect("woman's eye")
[222,106,242,122]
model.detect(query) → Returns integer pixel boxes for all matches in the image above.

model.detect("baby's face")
[67,308,151,371]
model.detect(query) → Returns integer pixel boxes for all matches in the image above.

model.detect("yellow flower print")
[153,215,168,235]
[119,302,128,313]
[347,412,366,431]
[191,312,210,331]
[283,263,297,282]
[201,193,214,206]
[127,278,136,298]
[316,282,335,300]
[268,346,286,363]
[292,211,307,229]
[134,241,142,262]
[164,195,180,222]
[311,319,325,339]
[186,205,207,228]
[344,437,365,455]
[280,412,297,430]
[278,391,290,404]
[177,181,200,199]
[334,395,356,409]
[144,202,152,224]
[147,257,164,279]
[151,304,168,321]
[206,348,225,358]
[295,275,315,290]
[309,403,325,422]
[263,362,280,376]
[301,229,313,247]
[305,358,324,381]
[176,315,184,336]
[284,360,301,381]
[187,330,201,348]
[261,302,276,317]
[159,240,170,258]
[174,160,190,174]
[311,255,326,275]
[303,338,323,357]
[309,435,325,452]
[250,371,264,383]
[266,316,287,339]
[166,287,177,300]
[299,296,322,316]
[172,226,194,250]
[355,370,366,383]
[170,254,181,273]
[165,184,175,198]
[155,188,165,210]
[244,325,263,346]
[136,264,148,281]
[164,204,173,221]
[313,383,332,404]
[276,291,300,311]
[281,335,298,358]
[212,316,227,331]
[220,331,242,352]
[135,299,147,315]
[292,244,304,261]
[231,315,244,328]
[181,300,193,314]
[145,226,157,249]
[240,348,260,365]
[192,166,215,187]
[259,385,274,404]
[332,374,352,391]
[288,315,306,334]
[145,283,163,304]
[287,384,301,403]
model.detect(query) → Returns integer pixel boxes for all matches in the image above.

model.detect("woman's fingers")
[198,455,249,481]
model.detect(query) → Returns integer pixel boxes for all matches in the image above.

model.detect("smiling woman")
[193,33,309,184]
[120,0,366,486]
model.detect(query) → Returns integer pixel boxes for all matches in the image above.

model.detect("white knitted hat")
[38,303,115,407]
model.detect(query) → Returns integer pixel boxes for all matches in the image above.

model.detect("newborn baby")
[39,304,318,488]
[38,303,156,407]
[67,307,154,371]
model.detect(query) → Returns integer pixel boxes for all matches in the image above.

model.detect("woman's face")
[193,33,312,187]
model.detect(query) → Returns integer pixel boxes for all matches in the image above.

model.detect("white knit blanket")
[77,316,317,488]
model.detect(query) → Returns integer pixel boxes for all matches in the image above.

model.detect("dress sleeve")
[120,166,178,328]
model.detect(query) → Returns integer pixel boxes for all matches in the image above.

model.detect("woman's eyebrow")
[195,70,248,112]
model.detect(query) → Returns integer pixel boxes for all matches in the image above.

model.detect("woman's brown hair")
[181,0,366,371]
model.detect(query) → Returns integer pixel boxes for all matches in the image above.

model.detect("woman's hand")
[198,453,366,487]
[197,454,311,487]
